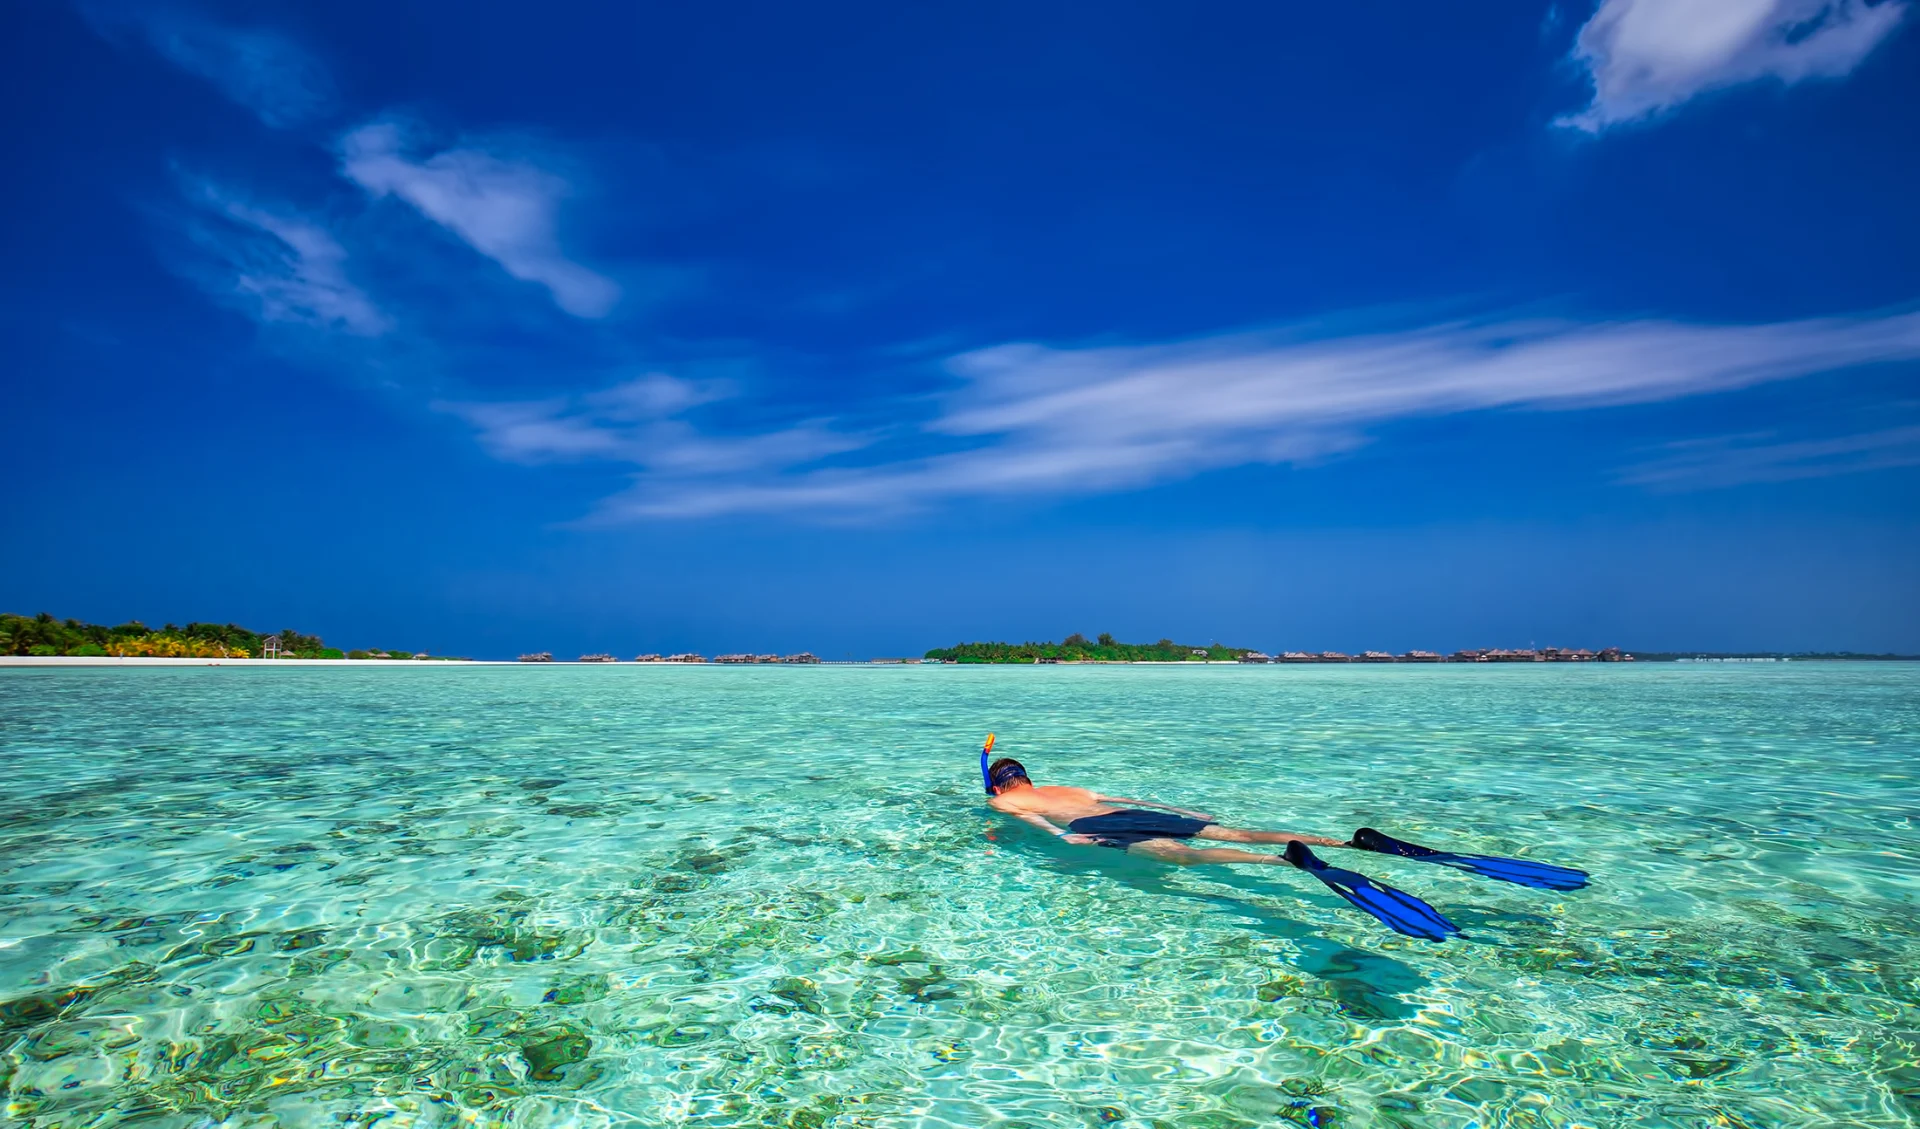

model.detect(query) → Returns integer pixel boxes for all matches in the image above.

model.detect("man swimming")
[979,742,1589,942]
[984,755,1345,865]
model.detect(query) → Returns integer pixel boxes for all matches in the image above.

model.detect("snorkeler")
[978,735,1586,941]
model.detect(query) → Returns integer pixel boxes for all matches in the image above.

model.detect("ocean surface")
[0,663,1915,1129]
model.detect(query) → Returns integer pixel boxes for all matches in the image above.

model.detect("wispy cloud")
[1618,424,1920,487]
[544,308,1920,519]
[1559,0,1908,131]
[340,123,621,318]
[175,179,388,335]
[438,374,862,476]
[82,4,335,128]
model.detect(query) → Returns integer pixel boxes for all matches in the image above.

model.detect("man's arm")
[1097,795,1215,821]
[1008,810,1072,837]
[988,801,1097,844]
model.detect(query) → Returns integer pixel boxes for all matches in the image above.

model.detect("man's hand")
[1161,805,1215,822]
[1060,833,1098,845]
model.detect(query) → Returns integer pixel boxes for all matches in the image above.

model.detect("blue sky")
[4,0,1917,657]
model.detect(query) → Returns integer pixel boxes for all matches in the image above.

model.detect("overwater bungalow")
[666,653,706,663]
[1238,651,1272,663]
[517,652,553,663]
[1280,652,1317,663]
[1318,651,1352,662]
[578,654,616,663]
[784,653,821,663]
[1358,651,1397,663]
[633,654,664,662]
[1402,650,1444,662]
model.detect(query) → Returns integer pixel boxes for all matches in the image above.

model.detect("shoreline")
[0,656,517,667]
[4,656,1912,668]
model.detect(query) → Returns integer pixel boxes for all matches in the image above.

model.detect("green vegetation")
[925,633,1251,663]
[1,611,352,659]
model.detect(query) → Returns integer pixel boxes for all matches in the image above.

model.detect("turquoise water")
[1,664,1915,1129]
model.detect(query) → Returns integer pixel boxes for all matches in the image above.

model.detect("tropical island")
[925,634,1250,663]
[8,612,1912,665]
[926,637,1920,663]
[0,612,447,660]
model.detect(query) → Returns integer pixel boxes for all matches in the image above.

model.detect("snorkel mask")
[988,760,1030,792]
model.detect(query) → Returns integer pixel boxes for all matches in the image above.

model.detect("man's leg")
[1126,839,1289,866]
[1195,826,1348,848]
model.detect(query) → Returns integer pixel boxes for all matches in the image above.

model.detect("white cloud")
[340,123,620,318]
[1560,0,1908,131]
[438,374,861,474]
[179,180,389,335]
[1617,424,1920,487]
[565,308,1920,519]
[83,5,335,128]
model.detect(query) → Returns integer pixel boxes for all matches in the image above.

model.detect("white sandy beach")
[0,656,1254,667]
[0,656,515,667]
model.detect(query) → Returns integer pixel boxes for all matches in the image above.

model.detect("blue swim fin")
[1351,828,1589,891]
[1283,841,1461,942]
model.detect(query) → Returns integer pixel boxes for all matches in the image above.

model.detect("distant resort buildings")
[1241,647,1631,663]
[512,644,1631,665]
[520,651,822,664]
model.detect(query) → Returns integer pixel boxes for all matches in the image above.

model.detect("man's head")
[987,757,1031,793]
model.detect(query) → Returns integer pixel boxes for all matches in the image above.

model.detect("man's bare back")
[987,783,1125,823]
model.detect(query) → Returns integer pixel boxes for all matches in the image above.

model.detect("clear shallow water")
[0,664,1915,1129]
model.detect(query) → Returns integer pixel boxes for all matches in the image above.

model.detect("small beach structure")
[666,653,707,663]
[1238,651,1271,663]
[518,652,554,663]
[783,652,821,664]
[1318,651,1351,662]
[633,653,664,662]
[1402,650,1444,662]
[578,654,616,663]
[1358,651,1397,663]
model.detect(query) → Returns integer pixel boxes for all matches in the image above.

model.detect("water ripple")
[0,663,1914,1127]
